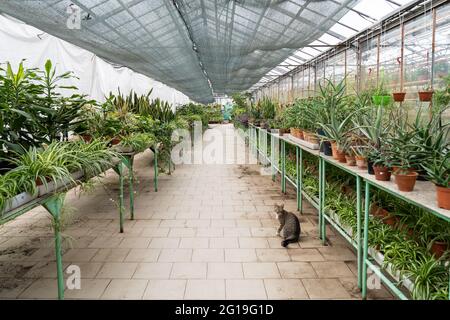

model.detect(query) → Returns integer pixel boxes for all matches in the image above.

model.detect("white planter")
[3,192,37,213]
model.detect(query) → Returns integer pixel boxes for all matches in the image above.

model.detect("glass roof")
[249,0,418,92]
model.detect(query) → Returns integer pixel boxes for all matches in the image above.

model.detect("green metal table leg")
[154,148,158,192]
[128,156,134,220]
[362,181,371,299]
[118,162,125,233]
[356,176,362,289]
[42,193,66,300]
[318,157,323,239]
[271,135,275,181]
[281,140,286,194]
[296,147,300,212]
[321,159,326,245]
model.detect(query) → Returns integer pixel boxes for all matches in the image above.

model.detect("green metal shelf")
[247,124,449,300]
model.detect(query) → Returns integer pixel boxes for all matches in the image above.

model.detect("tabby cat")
[274,204,301,247]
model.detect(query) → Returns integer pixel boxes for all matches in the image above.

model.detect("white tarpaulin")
[0,13,190,106]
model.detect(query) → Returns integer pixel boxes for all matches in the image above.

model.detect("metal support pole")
[154,147,158,192]
[281,140,286,194]
[356,176,362,289]
[271,134,275,181]
[318,158,323,239]
[42,193,66,300]
[362,181,371,299]
[296,146,300,212]
[117,162,125,233]
[321,159,326,245]
[128,156,134,220]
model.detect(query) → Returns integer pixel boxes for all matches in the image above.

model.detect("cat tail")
[281,235,299,248]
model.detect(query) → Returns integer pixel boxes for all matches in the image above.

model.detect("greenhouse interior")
[0,0,449,304]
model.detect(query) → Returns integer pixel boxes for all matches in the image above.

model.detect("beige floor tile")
[101,279,148,299]
[226,279,267,299]
[223,227,251,237]
[225,249,258,262]
[118,237,151,249]
[124,249,160,262]
[158,249,192,262]
[179,238,209,249]
[264,279,309,299]
[185,220,211,228]
[318,247,356,261]
[91,248,130,262]
[256,249,290,262]
[65,279,111,299]
[277,262,317,279]
[149,238,180,248]
[196,228,223,237]
[185,280,225,299]
[0,278,34,298]
[251,227,277,237]
[88,237,123,249]
[19,279,58,299]
[133,262,172,279]
[311,261,354,278]
[63,248,98,262]
[207,263,243,279]
[168,228,196,237]
[211,220,236,227]
[243,263,280,279]
[68,262,103,278]
[143,280,186,299]
[192,249,224,262]
[302,278,351,299]
[239,238,269,248]
[96,262,138,279]
[209,237,239,248]
[288,248,325,261]
[141,227,170,237]
[171,262,207,279]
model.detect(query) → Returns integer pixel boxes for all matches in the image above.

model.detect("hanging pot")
[372,95,392,106]
[373,165,391,181]
[393,171,418,192]
[418,90,434,102]
[392,92,406,102]
[436,185,450,210]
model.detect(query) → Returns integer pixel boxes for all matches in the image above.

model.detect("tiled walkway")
[0,124,392,299]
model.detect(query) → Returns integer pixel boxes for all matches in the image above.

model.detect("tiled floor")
[0,124,393,299]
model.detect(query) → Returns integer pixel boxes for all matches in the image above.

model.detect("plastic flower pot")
[392,92,406,102]
[418,90,434,102]
[345,155,356,166]
[355,156,368,169]
[336,149,346,163]
[367,159,375,175]
[111,137,121,145]
[430,241,448,258]
[436,185,450,210]
[393,171,418,192]
[372,95,392,106]
[373,165,391,181]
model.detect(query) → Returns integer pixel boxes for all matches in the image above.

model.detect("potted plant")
[345,147,357,166]
[371,148,392,181]
[418,85,434,102]
[392,91,406,102]
[422,154,450,210]
[351,145,369,169]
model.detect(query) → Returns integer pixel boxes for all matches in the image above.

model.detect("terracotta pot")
[298,129,304,140]
[383,215,399,226]
[336,149,346,163]
[418,91,434,102]
[36,177,51,186]
[392,92,406,102]
[430,241,448,258]
[355,156,368,169]
[345,155,356,166]
[394,171,418,192]
[81,134,93,143]
[111,137,121,145]
[436,185,450,210]
[331,142,338,160]
[373,165,391,181]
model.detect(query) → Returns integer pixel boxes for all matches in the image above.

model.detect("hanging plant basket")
[392,92,406,102]
[372,95,392,106]
[418,90,434,102]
